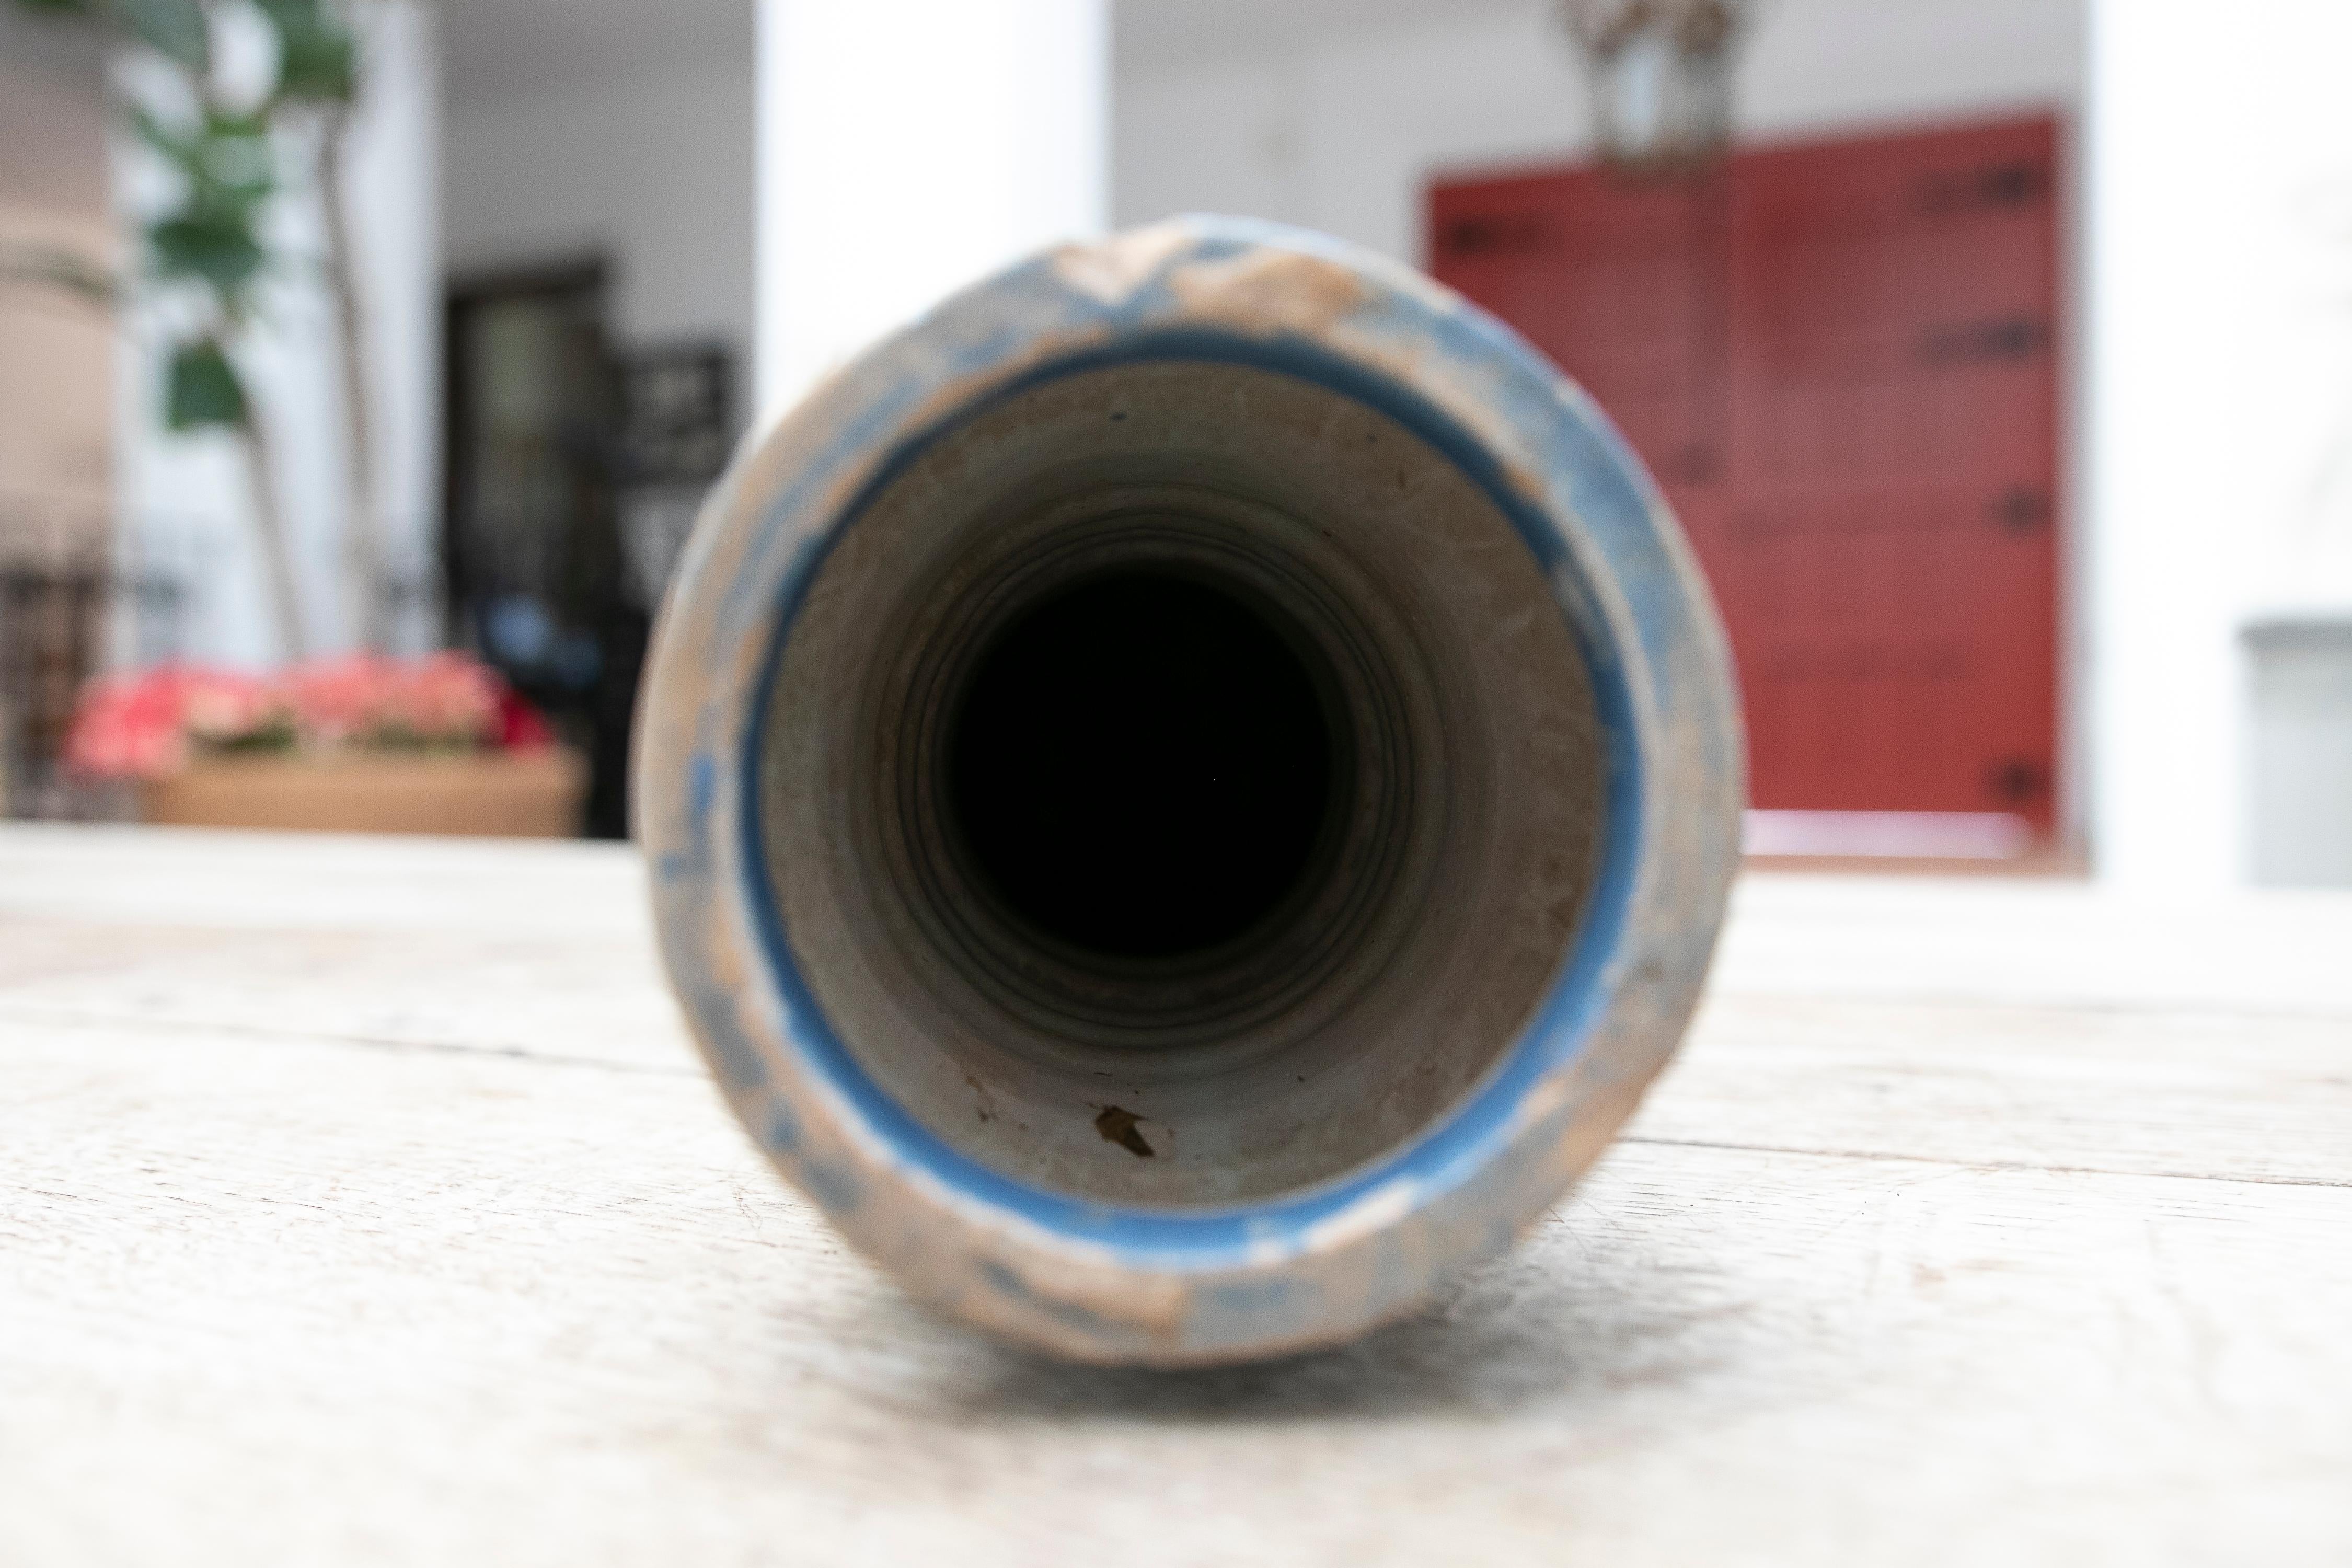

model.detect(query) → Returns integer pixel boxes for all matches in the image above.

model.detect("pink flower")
[493,681,555,750]
[399,652,503,743]
[180,668,282,744]
[282,654,499,748]
[64,667,194,780]
[68,652,536,778]
[281,655,385,745]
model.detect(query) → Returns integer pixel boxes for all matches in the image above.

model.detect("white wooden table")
[3,824,2347,1566]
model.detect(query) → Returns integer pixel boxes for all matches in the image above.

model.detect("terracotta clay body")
[635,217,1744,1364]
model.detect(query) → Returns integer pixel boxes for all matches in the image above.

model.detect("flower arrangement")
[66,654,553,781]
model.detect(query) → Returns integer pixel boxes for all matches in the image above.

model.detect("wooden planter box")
[142,749,588,838]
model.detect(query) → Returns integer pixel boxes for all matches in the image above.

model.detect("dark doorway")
[443,260,639,838]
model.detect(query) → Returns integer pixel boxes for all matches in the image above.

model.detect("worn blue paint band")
[737,324,1644,1265]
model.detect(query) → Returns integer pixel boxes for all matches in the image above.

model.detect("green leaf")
[255,0,356,101]
[129,102,204,173]
[203,105,275,143]
[112,0,209,70]
[131,103,274,194]
[14,0,101,17]
[149,210,267,293]
[198,129,274,195]
[166,339,248,430]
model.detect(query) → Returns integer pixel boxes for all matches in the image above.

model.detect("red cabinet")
[1431,116,2060,834]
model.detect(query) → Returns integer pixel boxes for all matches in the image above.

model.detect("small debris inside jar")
[1093,1105,1154,1158]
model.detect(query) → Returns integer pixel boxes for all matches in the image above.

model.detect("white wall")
[117,0,441,666]
[2085,0,2352,890]
[1114,0,2083,263]
[444,60,756,364]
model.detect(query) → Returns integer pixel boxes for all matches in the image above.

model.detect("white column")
[2084,0,2352,888]
[347,0,441,658]
[754,0,1109,424]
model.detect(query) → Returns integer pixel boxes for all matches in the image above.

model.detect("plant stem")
[317,102,386,652]
[233,410,308,662]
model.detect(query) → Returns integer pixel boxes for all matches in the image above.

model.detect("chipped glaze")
[634,216,1744,1365]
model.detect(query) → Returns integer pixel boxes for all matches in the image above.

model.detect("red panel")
[1429,117,2061,832]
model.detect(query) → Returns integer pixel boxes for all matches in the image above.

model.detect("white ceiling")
[437,0,1542,112]
[1113,0,1536,75]
[437,0,753,110]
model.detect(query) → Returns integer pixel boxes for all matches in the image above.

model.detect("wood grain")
[2,825,2347,1566]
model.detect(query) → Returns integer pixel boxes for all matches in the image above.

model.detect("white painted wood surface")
[3,824,2347,1566]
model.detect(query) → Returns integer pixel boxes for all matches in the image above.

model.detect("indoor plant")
[6,0,389,657]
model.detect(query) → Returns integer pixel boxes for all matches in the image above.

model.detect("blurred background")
[2,0,2348,886]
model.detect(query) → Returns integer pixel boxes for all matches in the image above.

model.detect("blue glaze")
[732,319,1648,1266]
[696,979,770,1093]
